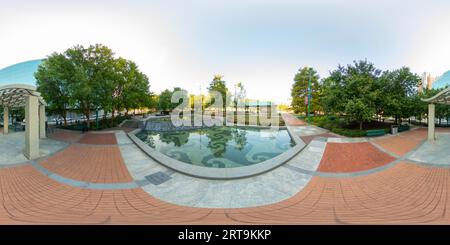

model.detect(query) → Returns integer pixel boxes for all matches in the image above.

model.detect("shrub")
[59,115,131,131]
[331,127,367,137]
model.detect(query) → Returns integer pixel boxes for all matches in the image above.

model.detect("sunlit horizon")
[1,0,450,104]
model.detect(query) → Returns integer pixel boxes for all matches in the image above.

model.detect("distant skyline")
[1,0,450,104]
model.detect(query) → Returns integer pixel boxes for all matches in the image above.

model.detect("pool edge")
[127,127,306,180]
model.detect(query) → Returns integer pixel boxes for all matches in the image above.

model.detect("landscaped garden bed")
[296,115,396,137]
[58,115,132,131]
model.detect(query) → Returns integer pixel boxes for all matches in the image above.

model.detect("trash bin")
[391,125,398,135]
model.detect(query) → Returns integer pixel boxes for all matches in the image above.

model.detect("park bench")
[398,124,410,132]
[73,124,88,133]
[366,129,385,137]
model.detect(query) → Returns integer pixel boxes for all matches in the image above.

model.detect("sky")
[1,0,450,104]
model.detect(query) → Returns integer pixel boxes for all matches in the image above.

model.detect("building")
[432,71,450,90]
[0,59,46,159]
[0,59,43,86]
[422,70,450,141]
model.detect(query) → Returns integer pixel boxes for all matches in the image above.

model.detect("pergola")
[422,87,450,141]
[1,84,47,159]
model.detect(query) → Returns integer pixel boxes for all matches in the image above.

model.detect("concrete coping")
[127,126,305,180]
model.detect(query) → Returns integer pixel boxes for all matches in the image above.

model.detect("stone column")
[39,104,46,138]
[428,103,436,141]
[3,106,8,134]
[25,96,39,159]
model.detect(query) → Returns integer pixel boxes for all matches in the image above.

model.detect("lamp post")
[95,108,99,130]
[234,83,238,122]
[307,69,312,124]
[199,84,203,124]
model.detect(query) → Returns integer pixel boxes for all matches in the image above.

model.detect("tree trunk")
[359,121,363,130]
[86,111,90,128]
[111,110,115,124]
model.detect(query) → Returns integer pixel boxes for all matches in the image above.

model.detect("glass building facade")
[0,59,43,87]
[433,71,450,89]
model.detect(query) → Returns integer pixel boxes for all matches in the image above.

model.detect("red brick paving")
[48,130,83,143]
[318,142,396,173]
[78,133,118,145]
[1,162,450,224]
[372,129,427,156]
[39,144,133,183]
[2,123,450,224]
[282,113,307,126]
[226,162,450,224]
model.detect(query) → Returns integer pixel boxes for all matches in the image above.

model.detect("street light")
[307,69,312,124]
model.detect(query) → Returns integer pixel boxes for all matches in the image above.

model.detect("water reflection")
[136,126,293,168]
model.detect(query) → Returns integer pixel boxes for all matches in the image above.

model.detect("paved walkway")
[117,131,314,208]
[0,119,449,224]
[0,132,68,166]
[281,113,307,126]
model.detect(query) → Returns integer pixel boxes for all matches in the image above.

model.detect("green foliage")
[319,60,426,129]
[0,107,25,123]
[290,67,321,114]
[207,75,230,112]
[330,127,367,137]
[35,53,73,125]
[35,44,152,128]
[112,57,151,115]
[61,115,131,131]
[379,67,420,123]
[157,89,173,113]
[344,99,374,130]
[321,60,381,129]
[157,87,187,113]
[305,115,392,137]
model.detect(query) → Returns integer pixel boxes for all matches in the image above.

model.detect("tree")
[63,44,116,128]
[291,67,321,114]
[112,58,151,117]
[344,99,374,130]
[380,67,420,124]
[207,75,230,115]
[321,60,381,129]
[233,82,246,114]
[157,87,186,114]
[158,89,173,114]
[35,53,73,126]
[36,44,152,129]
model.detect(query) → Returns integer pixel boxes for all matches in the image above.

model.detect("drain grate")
[145,171,172,185]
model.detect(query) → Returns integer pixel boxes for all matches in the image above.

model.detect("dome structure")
[0,59,43,87]
[0,59,45,108]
